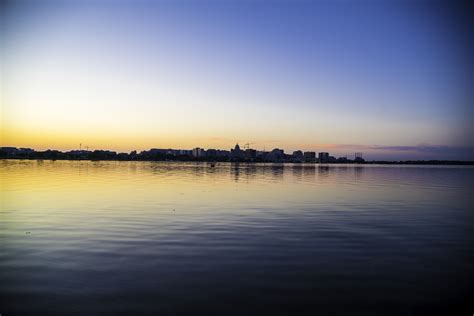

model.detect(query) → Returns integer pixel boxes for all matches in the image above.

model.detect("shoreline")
[2,158,473,166]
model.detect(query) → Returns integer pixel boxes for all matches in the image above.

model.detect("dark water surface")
[1,160,473,315]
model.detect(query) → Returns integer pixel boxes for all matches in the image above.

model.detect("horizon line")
[2,144,474,162]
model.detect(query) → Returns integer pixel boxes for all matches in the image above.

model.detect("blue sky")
[1,0,473,159]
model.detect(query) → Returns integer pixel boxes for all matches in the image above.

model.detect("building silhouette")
[303,151,316,162]
[192,147,205,158]
[231,143,245,160]
[319,152,329,163]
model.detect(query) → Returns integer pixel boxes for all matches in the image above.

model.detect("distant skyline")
[1,0,473,160]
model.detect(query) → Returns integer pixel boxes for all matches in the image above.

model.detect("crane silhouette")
[244,142,256,149]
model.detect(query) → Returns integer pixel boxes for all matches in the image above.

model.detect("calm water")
[1,160,473,315]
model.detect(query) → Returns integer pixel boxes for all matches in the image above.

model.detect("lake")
[1,160,472,315]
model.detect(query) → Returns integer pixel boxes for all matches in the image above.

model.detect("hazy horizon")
[1,0,473,160]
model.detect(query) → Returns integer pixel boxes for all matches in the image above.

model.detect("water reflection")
[1,160,473,315]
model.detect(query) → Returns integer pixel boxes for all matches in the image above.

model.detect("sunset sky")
[1,0,473,160]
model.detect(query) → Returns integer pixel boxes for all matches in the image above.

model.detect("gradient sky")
[1,0,473,160]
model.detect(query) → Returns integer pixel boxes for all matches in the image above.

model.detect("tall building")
[303,151,316,162]
[266,148,285,162]
[293,150,304,160]
[318,152,330,163]
[192,147,205,158]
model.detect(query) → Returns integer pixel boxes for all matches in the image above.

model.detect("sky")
[1,0,473,160]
